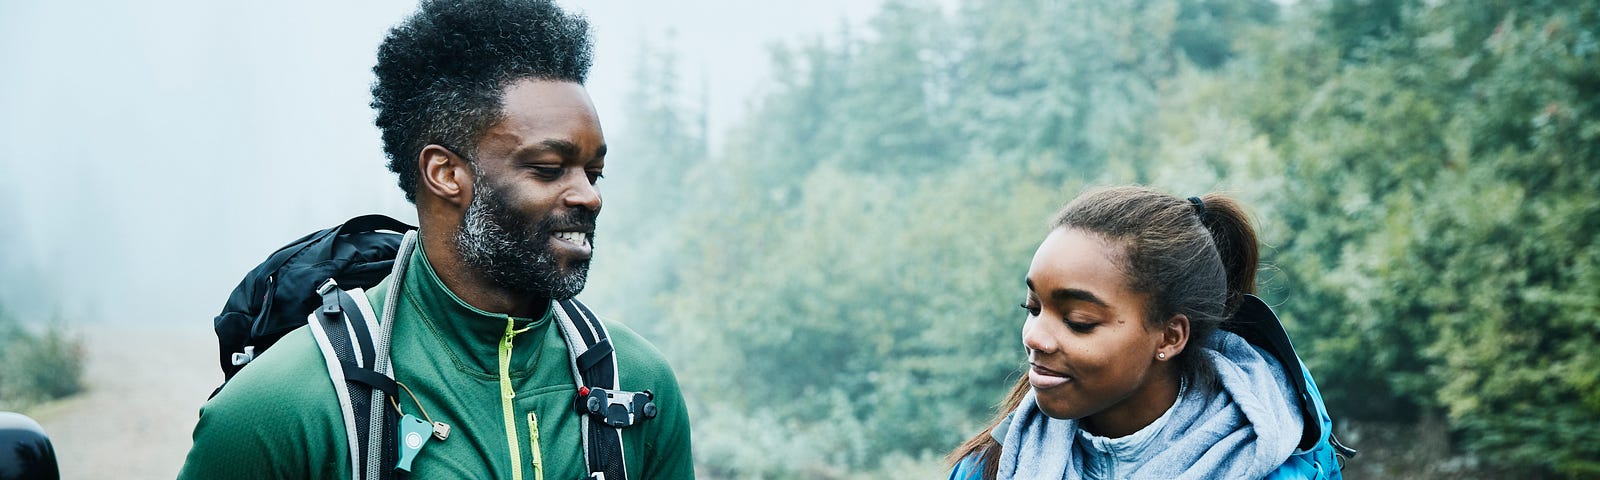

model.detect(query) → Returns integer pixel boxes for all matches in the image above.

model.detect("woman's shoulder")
[949,453,985,480]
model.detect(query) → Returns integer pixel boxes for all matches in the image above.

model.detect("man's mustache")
[538,208,598,232]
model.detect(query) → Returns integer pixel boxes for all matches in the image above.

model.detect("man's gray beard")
[454,180,590,300]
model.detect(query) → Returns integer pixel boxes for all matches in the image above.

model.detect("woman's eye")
[586,170,605,184]
[1018,302,1040,316]
[1064,319,1097,333]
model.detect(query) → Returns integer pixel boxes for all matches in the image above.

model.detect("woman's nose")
[1021,316,1055,353]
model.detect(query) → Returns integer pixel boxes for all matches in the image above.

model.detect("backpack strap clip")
[574,386,658,428]
[1331,432,1359,465]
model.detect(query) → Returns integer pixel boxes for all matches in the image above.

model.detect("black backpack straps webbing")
[308,281,398,480]
[338,214,417,238]
[330,284,378,367]
[1224,294,1321,451]
[554,298,628,480]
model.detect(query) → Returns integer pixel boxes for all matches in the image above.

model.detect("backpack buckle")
[316,279,343,319]
[1331,432,1359,468]
[315,278,339,296]
[574,387,657,428]
[230,346,257,366]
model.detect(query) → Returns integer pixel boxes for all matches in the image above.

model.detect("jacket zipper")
[500,316,532,480]
[528,411,544,480]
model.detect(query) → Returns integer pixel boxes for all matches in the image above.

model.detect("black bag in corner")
[211,214,416,397]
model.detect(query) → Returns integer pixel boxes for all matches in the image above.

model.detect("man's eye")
[531,166,564,179]
[586,170,604,184]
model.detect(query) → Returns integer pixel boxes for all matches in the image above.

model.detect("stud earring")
[1157,352,1166,360]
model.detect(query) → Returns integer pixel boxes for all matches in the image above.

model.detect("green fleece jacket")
[179,243,694,479]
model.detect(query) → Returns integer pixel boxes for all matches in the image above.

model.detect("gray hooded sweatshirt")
[995,330,1303,479]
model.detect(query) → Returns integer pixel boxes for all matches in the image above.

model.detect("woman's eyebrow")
[1024,278,1109,307]
[1052,288,1109,308]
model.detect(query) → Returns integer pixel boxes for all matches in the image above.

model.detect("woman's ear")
[1156,314,1190,361]
[418,144,472,208]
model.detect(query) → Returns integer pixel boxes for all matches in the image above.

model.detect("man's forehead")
[499,79,595,115]
[479,78,604,154]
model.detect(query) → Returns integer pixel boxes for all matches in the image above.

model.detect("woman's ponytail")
[1196,194,1259,314]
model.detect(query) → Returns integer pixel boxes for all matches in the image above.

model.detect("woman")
[949,186,1344,479]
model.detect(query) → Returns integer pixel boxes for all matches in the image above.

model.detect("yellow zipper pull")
[527,411,544,480]
[500,316,524,480]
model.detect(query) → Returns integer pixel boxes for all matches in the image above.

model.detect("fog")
[9,2,1597,477]
[0,0,887,327]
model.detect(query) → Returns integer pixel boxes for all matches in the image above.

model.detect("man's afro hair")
[371,0,594,203]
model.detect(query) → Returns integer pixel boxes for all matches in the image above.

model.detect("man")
[178,1,694,478]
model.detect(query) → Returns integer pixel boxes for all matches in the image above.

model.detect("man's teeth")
[554,231,588,245]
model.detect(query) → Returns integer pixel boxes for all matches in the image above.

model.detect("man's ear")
[418,144,472,208]
[1156,313,1191,361]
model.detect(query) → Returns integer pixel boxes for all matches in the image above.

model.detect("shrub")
[0,310,86,410]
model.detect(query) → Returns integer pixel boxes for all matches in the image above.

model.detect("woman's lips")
[1028,363,1072,390]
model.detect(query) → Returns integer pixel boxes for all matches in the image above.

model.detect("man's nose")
[564,171,601,211]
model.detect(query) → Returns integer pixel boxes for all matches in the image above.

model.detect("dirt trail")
[29,325,218,480]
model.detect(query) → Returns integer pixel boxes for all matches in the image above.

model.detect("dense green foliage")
[1253,1,1600,475]
[589,0,1598,477]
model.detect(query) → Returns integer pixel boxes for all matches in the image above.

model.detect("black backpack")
[212,214,413,390]
[211,215,650,480]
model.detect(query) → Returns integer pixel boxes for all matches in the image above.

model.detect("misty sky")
[0,0,896,326]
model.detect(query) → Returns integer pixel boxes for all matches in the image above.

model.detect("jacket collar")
[401,240,553,376]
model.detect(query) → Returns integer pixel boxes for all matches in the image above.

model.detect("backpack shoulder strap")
[307,281,398,480]
[553,298,628,480]
[1224,295,1321,450]
[1226,295,1357,475]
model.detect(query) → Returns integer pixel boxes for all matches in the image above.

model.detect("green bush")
[0,310,86,410]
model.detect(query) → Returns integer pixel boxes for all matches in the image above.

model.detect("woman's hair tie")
[1187,196,1207,218]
